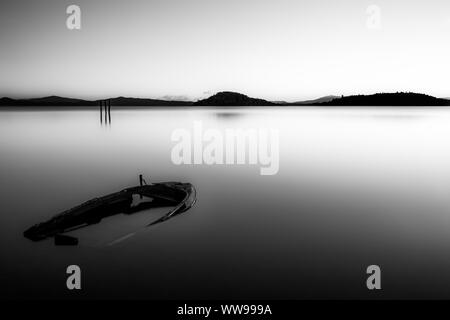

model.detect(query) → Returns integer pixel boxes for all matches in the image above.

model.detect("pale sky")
[1,0,449,101]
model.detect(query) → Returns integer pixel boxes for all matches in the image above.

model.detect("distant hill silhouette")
[1,92,449,107]
[289,95,339,105]
[194,91,276,106]
[314,92,450,106]
[0,96,98,106]
[108,97,191,106]
[0,96,191,107]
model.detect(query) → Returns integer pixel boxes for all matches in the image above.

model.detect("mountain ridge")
[315,92,450,106]
[288,95,339,105]
[193,91,276,106]
[1,92,449,107]
[0,96,190,106]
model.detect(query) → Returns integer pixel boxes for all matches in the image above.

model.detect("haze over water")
[1,106,450,299]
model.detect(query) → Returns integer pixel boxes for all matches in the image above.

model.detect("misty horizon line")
[1,91,450,104]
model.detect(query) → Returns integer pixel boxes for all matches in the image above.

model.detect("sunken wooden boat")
[24,181,196,242]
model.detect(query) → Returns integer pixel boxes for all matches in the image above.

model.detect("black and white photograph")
[1,0,450,316]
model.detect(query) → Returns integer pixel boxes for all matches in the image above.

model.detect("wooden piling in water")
[104,100,108,124]
[100,101,103,124]
[108,99,111,124]
[99,100,112,125]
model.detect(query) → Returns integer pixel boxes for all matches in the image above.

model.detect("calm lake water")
[1,106,450,299]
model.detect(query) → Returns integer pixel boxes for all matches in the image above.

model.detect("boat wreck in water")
[24,179,196,244]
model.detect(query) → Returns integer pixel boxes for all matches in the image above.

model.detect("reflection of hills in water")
[214,111,246,119]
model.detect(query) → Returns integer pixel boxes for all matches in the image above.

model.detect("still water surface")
[1,106,450,299]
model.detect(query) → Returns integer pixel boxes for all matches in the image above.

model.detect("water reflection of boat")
[24,181,196,243]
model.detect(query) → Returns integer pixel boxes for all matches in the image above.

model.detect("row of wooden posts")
[100,99,111,124]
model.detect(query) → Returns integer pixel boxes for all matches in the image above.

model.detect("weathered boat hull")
[24,182,196,242]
